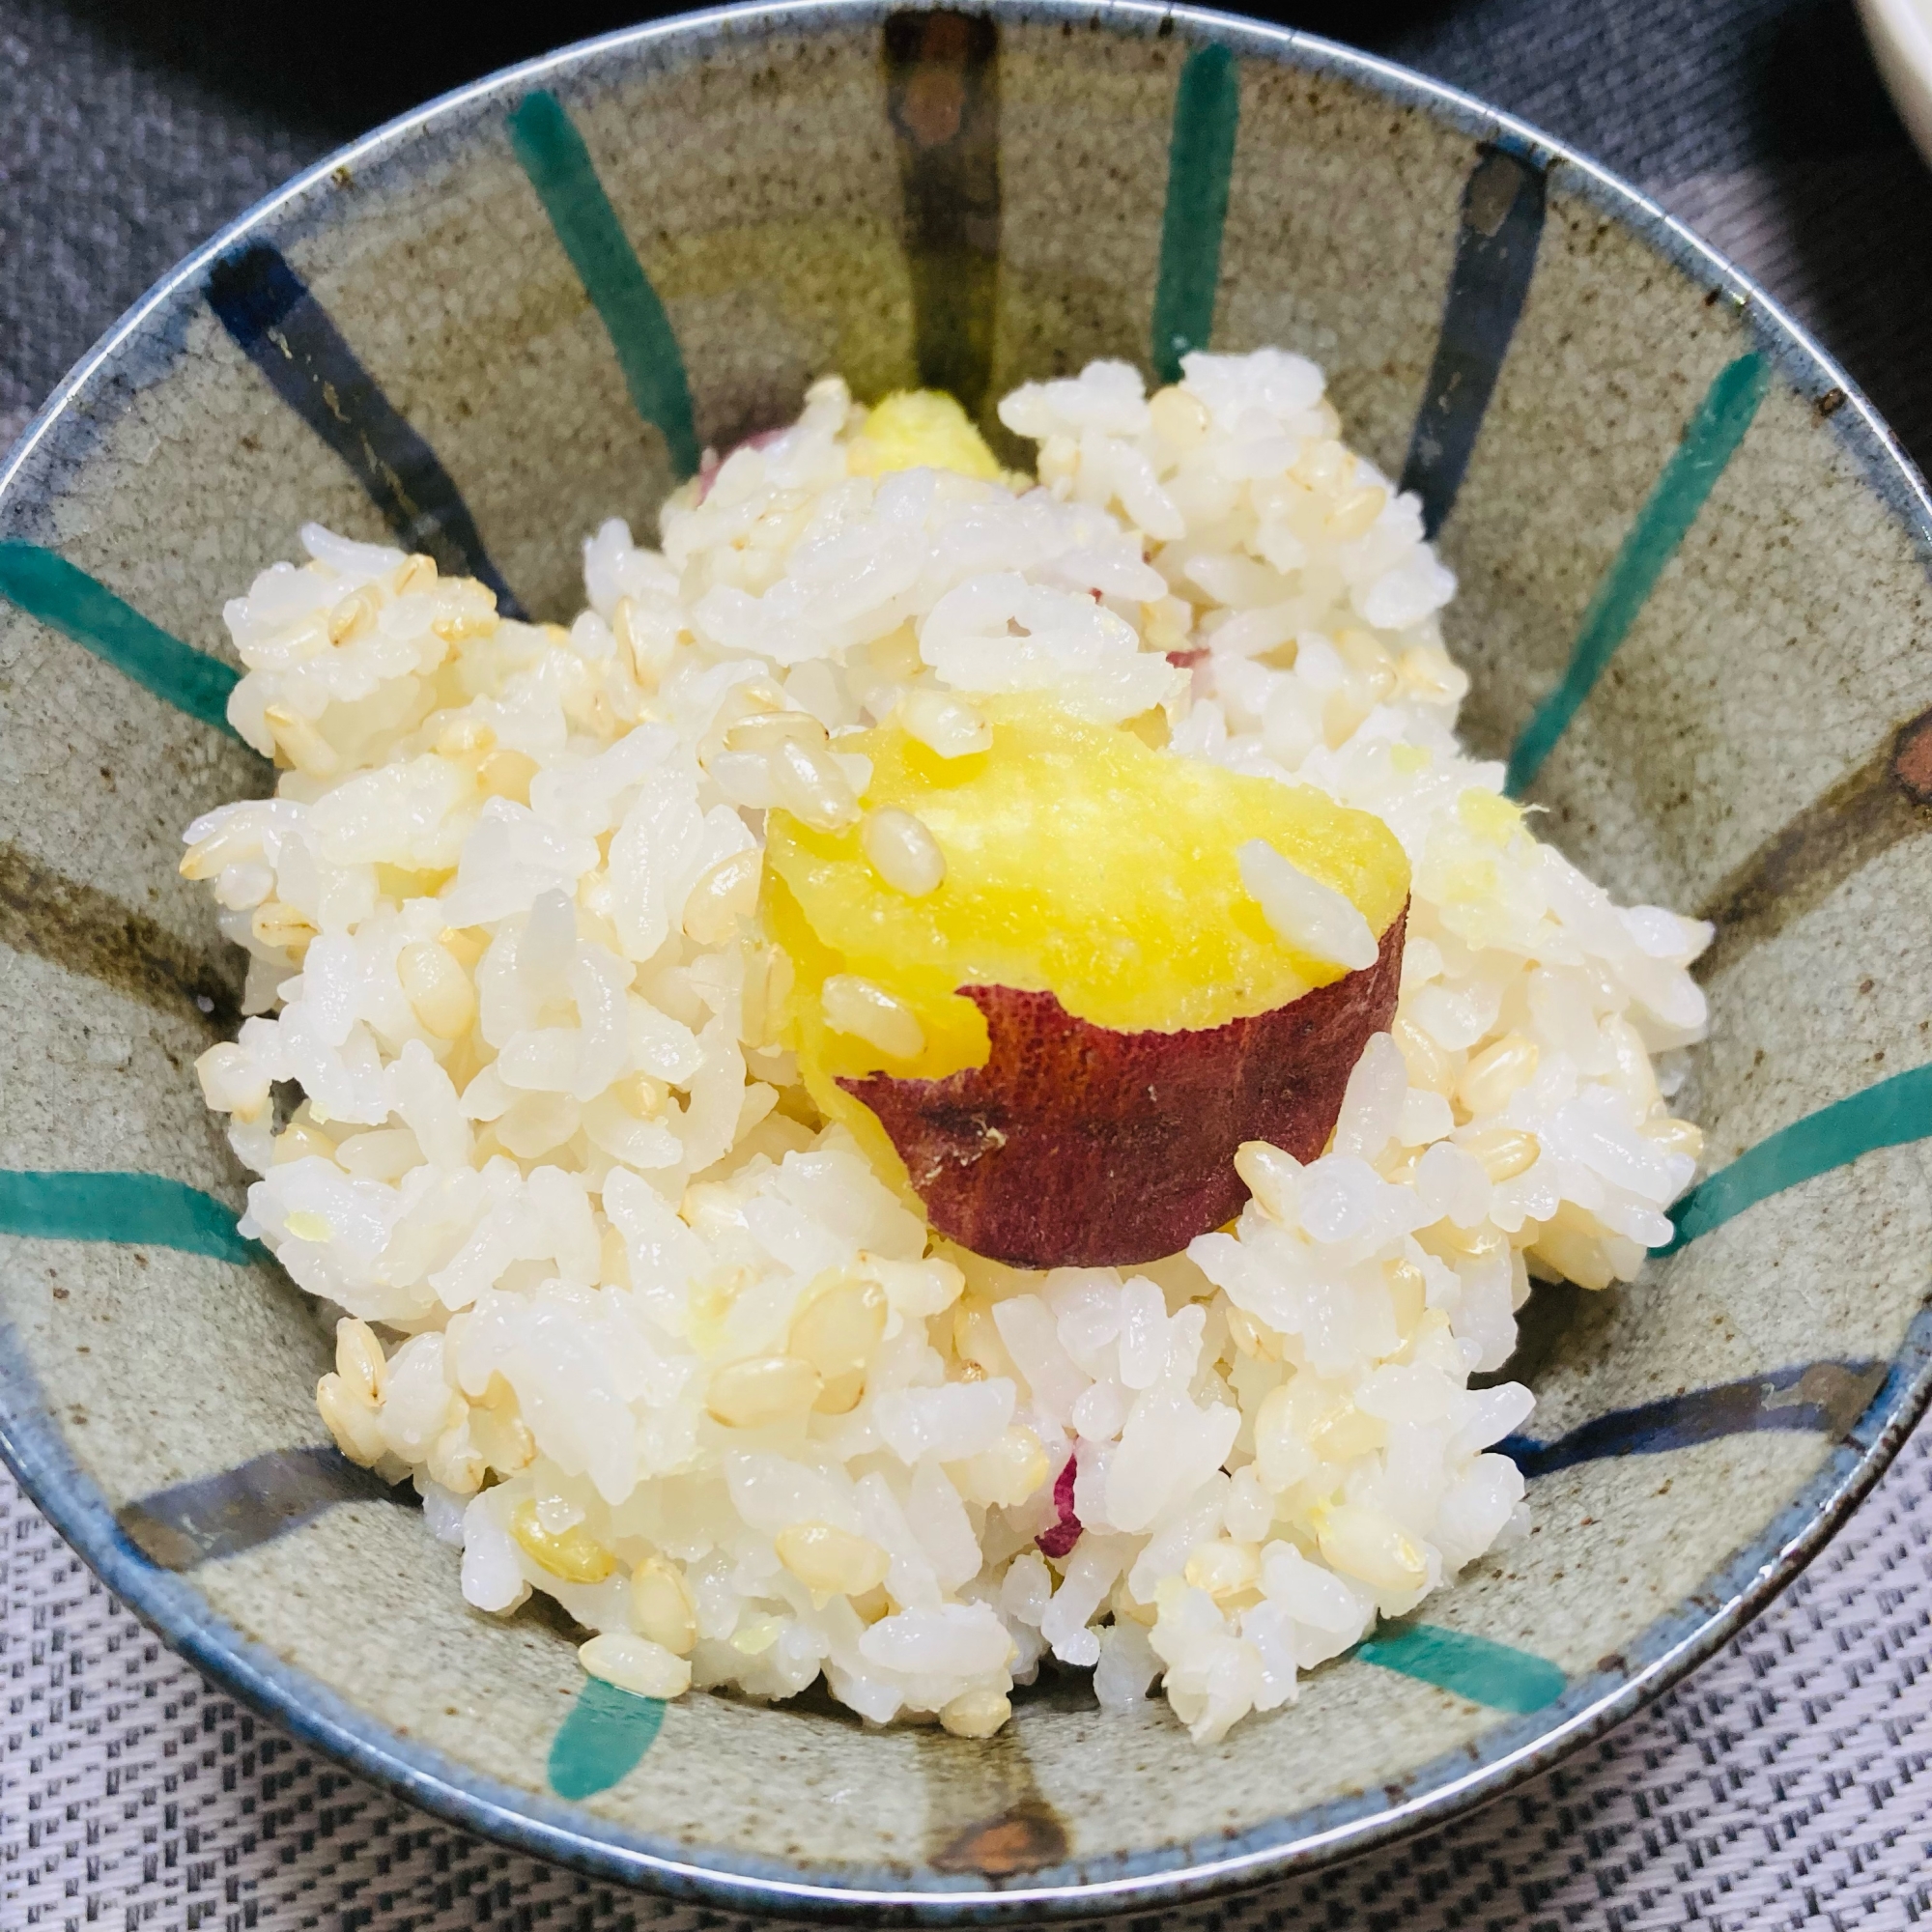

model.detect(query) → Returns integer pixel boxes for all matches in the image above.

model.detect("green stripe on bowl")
[0,1171,256,1264]
[508,91,700,480]
[0,544,242,737]
[549,1678,666,1799]
[1150,43,1240,385]
[1659,1060,1932,1255]
[1506,352,1769,796]
[1357,1622,1566,1714]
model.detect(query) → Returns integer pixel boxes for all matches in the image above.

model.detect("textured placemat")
[5,0,1932,1924]
[5,1430,1929,1931]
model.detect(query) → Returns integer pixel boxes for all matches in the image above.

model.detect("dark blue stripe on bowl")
[884,11,1003,423]
[1499,1358,1888,1477]
[206,243,526,618]
[1398,145,1547,540]
[118,1443,412,1571]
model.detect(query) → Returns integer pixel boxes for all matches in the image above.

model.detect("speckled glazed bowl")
[2,1,1930,1917]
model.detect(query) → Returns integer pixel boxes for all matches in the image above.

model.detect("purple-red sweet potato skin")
[841,903,1407,1268]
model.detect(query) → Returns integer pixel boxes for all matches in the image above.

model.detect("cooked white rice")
[185,351,1709,1745]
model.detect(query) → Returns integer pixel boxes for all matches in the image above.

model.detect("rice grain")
[182,351,1710,1745]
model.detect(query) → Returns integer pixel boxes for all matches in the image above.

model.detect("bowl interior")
[1,1,1929,1913]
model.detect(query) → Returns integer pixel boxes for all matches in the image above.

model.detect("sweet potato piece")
[841,903,1406,1268]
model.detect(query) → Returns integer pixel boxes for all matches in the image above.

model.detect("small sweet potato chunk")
[841,903,1406,1268]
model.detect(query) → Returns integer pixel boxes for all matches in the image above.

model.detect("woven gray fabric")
[5,1431,1930,1931]
[5,0,1932,1923]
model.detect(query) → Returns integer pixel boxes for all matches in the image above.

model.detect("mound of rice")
[185,351,1709,1745]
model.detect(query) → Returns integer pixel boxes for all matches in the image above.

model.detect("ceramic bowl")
[1861,0,1932,169]
[2,1,1930,1917]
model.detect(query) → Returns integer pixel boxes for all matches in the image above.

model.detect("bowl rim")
[4,0,1932,1918]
